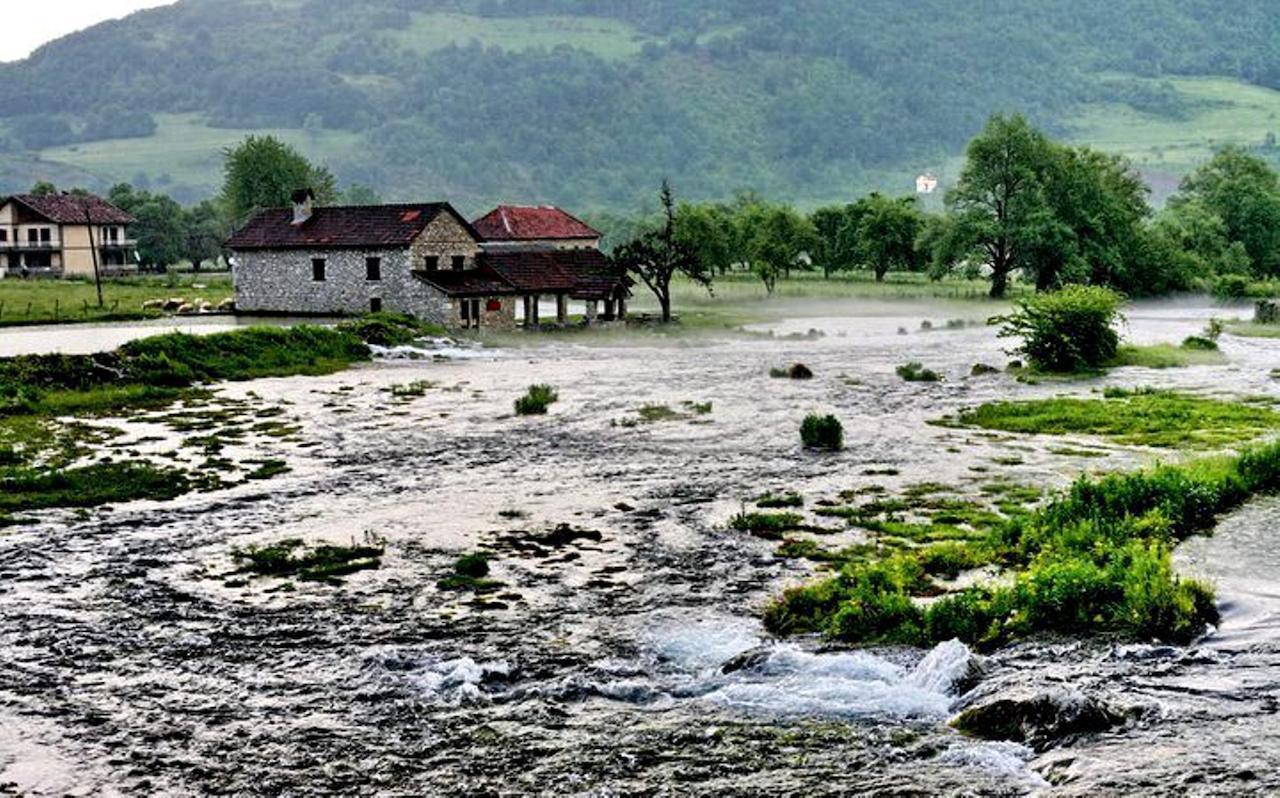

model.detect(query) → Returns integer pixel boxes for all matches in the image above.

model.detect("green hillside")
[1,0,1279,211]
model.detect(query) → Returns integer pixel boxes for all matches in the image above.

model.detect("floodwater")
[0,315,312,357]
[1,297,1278,795]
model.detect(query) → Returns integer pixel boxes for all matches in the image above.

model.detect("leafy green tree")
[852,194,924,281]
[675,203,737,276]
[749,206,818,294]
[945,114,1057,298]
[220,135,338,222]
[184,200,231,271]
[108,182,190,270]
[1174,147,1280,278]
[613,181,713,323]
[29,181,57,196]
[809,205,863,278]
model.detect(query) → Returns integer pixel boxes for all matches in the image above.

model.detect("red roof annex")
[472,205,601,242]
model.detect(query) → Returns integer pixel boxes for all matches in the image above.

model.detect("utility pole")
[83,199,103,308]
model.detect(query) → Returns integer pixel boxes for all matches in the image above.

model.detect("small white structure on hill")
[916,173,939,195]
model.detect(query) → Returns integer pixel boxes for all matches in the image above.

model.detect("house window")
[370,298,383,313]
[459,298,481,329]
[366,256,381,281]
[423,255,439,272]
[104,226,120,243]
[312,258,326,282]
[27,229,38,244]
[0,230,7,243]
[451,255,466,271]
[40,228,50,243]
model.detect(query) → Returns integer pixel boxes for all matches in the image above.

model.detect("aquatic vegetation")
[231,537,384,584]
[437,552,503,592]
[800,414,844,451]
[896,362,942,382]
[994,285,1123,373]
[945,390,1280,448]
[0,461,195,513]
[757,492,804,509]
[244,459,291,480]
[767,440,1280,649]
[730,510,806,540]
[515,384,559,416]
[970,363,1000,376]
[388,380,435,398]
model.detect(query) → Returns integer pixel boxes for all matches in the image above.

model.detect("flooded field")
[1,298,1277,796]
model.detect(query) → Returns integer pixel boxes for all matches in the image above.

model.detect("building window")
[452,255,466,271]
[40,228,50,243]
[459,298,480,329]
[312,258,326,282]
[0,230,7,243]
[423,255,439,272]
[370,298,383,313]
[366,256,381,281]
[27,229,38,244]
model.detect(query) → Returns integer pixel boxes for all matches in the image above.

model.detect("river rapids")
[1,298,1278,796]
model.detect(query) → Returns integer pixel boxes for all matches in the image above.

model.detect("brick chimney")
[291,188,316,226]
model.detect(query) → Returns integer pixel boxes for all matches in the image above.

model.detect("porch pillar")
[604,299,616,320]
[556,294,568,324]
[585,300,598,322]
[617,297,628,320]
[523,296,534,328]
[530,294,541,325]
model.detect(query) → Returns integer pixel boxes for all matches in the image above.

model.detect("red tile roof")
[226,203,478,250]
[472,205,601,242]
[483,249,629,300]
[7,193,134,225]
[415,265,518,298]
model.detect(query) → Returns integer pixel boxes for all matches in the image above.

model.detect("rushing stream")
[1,297,1277,795]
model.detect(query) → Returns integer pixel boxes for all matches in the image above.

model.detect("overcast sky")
[0,0,176,63]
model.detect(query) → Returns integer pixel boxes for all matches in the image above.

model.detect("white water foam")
[635,620,977,721]
[362,649,511,706]
[372,339,499,361]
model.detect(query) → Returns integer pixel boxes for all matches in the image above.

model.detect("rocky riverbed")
[1,298,1278,796]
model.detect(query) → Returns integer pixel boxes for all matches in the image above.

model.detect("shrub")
[515,384,559,415]
[337,312,447,346]
[994,285,1125,372]
[800,414,844,450]
[453,552,491,578]
[897,362,942,382]
[1257,300,1280,325]
[1213,274,1251,300]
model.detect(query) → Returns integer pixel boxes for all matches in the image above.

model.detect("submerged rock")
[951,687,1126,751]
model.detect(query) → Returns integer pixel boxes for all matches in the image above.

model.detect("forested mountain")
[2,0,1279,211]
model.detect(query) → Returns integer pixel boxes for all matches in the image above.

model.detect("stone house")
[228,192,629,330]
[0,193,137,279]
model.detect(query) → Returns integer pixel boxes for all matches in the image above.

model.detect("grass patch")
[1109,343,1226,369]
[337,312,447,347]
[766,438,1280,649]
[757,492,804,509]
[231,537,384,585]
[515,384,559,416]
[0,273,232,327]
[0,461,194,512]
[730,511,806,540]
[945,390,1280,449]
[1225,322,1280,339]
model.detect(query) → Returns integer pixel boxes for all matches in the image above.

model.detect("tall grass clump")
[765,440,1280,650]
[994,285,1124,372]
[800,414,844,450]
[515,384,559,416]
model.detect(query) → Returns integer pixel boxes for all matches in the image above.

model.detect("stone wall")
[233,245,454,323]
[449,296,517,330]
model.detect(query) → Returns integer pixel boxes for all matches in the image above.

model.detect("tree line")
[614,114,1280,305]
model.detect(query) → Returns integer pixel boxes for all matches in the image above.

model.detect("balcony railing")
[99,238,138,249]
[12,240,59,250]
